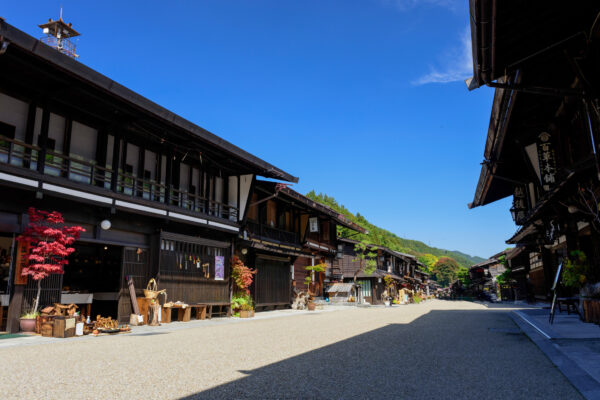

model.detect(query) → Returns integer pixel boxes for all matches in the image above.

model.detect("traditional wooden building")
[0,20,297,331]
[467,2,600,300]
[336,238,416,305]
[237,181,365,309]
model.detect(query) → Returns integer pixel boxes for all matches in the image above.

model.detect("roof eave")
[0,20,298,183]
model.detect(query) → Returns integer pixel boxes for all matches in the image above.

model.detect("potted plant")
[16,208,84,332]
[239,303,255,318]
[19,311,39,333]
[231,256,256,316]
[232,292,254,317]
[383,275,395,307]
[563,250,600,321]
[304,262,328,311]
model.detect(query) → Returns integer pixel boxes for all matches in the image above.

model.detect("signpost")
[549,262,563,324]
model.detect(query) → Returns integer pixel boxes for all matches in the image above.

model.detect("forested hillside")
[305,191,485,269]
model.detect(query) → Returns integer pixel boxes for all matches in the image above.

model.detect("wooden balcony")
[246,220,297,245]
[0,136,238,221]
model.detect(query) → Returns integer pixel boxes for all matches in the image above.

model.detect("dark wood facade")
[337,238,419,304]
[468,1,600,300]
[0,21,296,331]
[237,181,365,307]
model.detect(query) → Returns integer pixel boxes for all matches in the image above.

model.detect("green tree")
[418,254,438,274]
[457,266,471,286]
[353,240,378,283]
[432,257,460,287]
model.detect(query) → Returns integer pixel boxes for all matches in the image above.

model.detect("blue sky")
[2,1,516,259]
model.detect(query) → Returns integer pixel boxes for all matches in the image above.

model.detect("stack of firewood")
[40,303,79,316]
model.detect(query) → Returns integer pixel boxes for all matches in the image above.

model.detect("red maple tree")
[17,207,85,313]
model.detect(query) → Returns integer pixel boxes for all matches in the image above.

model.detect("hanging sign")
[14,241,29,285]
[512,185,527,224]
[309,217,319,233]
[214,256,225,280]
[537,132,557,191]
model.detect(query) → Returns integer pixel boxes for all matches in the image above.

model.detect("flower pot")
[384,300,391,307]
[307,302,316,311]
[19,318,36,333]
[240,310,254,318]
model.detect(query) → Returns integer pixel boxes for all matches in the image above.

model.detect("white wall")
[0,92,28,141]
[228,176,238,221]
[144,150,157,181]
[126,143,139,175]
[180,163,190,189]
[70,121,97,160]
[238,174,253,220]
[106,135,115,168]
[215,177,223,203]
[47,113,65,153]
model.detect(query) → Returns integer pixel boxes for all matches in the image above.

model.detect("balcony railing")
[246,220,297,244]
[0,136,238,221]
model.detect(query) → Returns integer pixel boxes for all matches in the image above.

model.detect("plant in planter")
[17,208,84,332]
[231,256,256,316]
[232,292,254,316]
[239,303,255,318]
[563,250,590,289]
[304,262,328,310]
[562,250,600,321]
[383,274,395,306]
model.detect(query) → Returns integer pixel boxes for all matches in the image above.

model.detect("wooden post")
[36,108,50,174]
[23,102,36,169]
[62,118,72,178]
[110,135,121,192]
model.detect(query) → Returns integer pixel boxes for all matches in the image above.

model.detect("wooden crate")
[53,316,76,338]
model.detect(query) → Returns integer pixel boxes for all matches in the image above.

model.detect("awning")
[327,283,354,293]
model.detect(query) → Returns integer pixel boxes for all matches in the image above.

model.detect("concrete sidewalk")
[0,304,348,349]
[512,308,600,400]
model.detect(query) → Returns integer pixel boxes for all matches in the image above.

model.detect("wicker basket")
[144,279,165,299]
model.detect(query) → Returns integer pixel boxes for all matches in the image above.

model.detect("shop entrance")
[62,243,123,320]
[254,255,291,307]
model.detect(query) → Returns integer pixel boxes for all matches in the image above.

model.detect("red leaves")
[231,256,256,294]
[16,207,85,281]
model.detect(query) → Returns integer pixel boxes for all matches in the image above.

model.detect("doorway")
[62,243,123,319]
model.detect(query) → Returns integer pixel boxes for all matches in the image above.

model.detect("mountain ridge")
[305,191,486,268]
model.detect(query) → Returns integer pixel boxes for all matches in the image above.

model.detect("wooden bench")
[189,304,207,321]
[161,304,191,323]
[161,304,208,323]
[557,297,580,316]
[205,302,231,319]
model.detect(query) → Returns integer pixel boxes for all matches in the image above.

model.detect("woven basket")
[144,279,165,299]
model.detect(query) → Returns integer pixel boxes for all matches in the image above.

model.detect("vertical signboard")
[537,132,557,191]
[215,256,225,280]
[14,241,29,285]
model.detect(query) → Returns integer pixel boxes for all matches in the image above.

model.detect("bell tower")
[39,8,80,59]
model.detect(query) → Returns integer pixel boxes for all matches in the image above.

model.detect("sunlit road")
[0,300,581,399]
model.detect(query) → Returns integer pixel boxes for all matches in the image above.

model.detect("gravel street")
[0,300,582,400]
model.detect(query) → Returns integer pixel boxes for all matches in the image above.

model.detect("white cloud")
[413,27,473,85]
[384,0,459,12]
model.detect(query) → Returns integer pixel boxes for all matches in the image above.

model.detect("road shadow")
[179,308,581,400]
